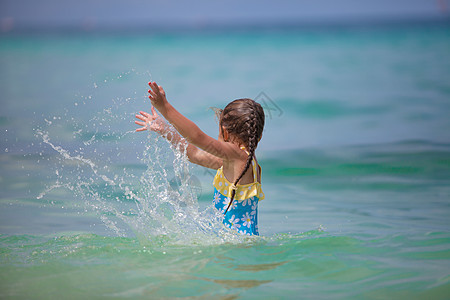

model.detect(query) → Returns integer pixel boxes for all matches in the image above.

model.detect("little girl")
[135,82,265,235]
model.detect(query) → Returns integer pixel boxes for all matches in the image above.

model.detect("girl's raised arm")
[148,81,242,162]
[135,103,222,169]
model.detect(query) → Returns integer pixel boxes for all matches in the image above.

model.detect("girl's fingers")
[136,127,147,132]
[135,120,146,126]
[148,89,157,98]
[158,86,165,96]
[151,106,158,116]
[148,81,162,94]
[139,111,151,118]
[135,114,147,122]
[149,82,161,95]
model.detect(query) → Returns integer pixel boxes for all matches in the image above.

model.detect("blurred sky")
[1,0,449,31]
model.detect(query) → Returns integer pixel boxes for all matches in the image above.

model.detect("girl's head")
[218,98,265,213]
[219,98,265,150]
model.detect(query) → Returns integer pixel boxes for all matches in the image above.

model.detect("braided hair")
[220,98,265,213]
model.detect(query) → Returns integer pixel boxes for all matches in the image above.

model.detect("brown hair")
[220,98,265,213]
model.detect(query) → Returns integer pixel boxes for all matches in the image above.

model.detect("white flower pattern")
[241,212,252,228]
[241,197,251,207]
[228,215,241,230]
[222,197,237,211]
[213,192,221,204]
[250,199,257,216]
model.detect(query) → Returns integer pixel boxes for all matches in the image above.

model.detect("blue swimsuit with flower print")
[212,159,264,236]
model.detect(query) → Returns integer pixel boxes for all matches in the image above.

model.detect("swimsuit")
[212,158,264,236]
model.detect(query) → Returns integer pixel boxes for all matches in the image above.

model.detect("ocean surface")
[1,23,450,299]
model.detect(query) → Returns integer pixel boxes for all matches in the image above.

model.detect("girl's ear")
[222,126,229,142]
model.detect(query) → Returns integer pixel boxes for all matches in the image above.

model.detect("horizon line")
[2,15,450,35]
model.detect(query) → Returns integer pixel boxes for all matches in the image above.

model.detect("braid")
[224,112,259,213]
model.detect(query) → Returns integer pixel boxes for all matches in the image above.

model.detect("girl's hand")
[148,81,168,112]
[135,106,166,133]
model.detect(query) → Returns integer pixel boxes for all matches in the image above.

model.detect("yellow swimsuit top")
[212,157,265,201]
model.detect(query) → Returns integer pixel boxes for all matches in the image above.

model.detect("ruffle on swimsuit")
[212,167,265,201]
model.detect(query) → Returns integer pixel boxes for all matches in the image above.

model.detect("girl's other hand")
[135,106,166,133]
[148,81,167,112]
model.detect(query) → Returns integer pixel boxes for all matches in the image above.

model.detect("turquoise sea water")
[1,24,450,298]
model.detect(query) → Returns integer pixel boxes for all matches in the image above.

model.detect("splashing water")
[125,132,245,245]
[35,73,247,246]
